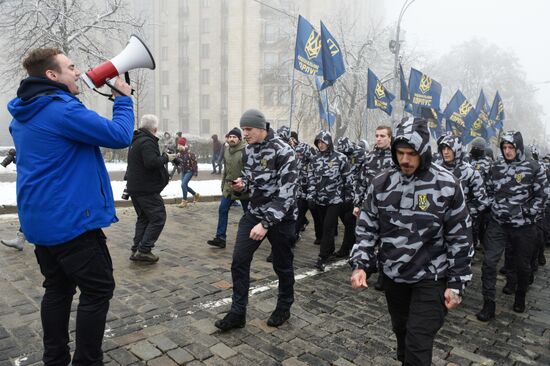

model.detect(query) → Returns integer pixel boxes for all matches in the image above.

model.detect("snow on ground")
[0,179,222,206]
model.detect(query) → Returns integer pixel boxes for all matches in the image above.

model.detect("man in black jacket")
[126,114,175,263]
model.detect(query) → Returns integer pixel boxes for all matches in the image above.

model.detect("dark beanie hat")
[240,109,266,129]
[227,127,242,140]
[290,131,299,141]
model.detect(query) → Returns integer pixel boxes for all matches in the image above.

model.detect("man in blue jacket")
[8,48,133,365]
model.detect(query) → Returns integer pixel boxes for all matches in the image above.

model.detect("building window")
[160,47,168,61]
[263,86,277,106]
[201,119,210,134]
[201,0,209,8]
[162,95,170,109]
[200,18,210,33]
[264,23,279,43]
[200,44,210,59]
[200,94,210,109]
[161,70,170,85]
[264,52,279,69]
[200,69,210,85]
[162,118,169,131]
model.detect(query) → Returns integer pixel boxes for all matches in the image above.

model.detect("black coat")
[126,128,169,196]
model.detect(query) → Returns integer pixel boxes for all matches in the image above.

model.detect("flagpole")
[325,88,331,132]
[289,67,296,131]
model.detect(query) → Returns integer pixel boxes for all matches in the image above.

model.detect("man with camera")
[0,149,27,251]
[8,48,133,365]
[126,114,175,263]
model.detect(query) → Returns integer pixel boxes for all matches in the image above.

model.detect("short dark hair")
[376,125,392,138]
[22,48,63,77]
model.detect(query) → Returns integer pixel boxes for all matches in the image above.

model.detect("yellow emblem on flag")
[459,100,473,117]
[375,81,385,99]
[515,173,523,183]
[305,31,322,59]
[472,118,482,130]
[417,194,429,211]
[419,74,432,94]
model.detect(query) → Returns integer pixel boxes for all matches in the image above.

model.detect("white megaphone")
[81,34,155,90]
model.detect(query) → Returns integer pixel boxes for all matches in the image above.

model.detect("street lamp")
[390,0,415,128]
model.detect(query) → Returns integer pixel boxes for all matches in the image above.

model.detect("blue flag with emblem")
[408,68,442,110]
[366,69,395,116]
[443,90,479,143]
[426,108,444,140]
[488,91,504,131]
[294,15,323,76]
[319,21,345,90]
[315,77,336,128]
[473,89,490,140]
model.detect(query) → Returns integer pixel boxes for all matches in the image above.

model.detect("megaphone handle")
[124,72,135,95]
[105,78,128,97]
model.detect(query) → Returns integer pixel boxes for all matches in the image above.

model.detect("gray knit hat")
[240,109,267,129]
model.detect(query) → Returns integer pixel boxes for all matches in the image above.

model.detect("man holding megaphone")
[8,47,133,366]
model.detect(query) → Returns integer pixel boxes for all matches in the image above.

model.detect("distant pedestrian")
[211,134,223,174]
[175,142,200,208]
[214,109,298,331]
[126,114,175,263]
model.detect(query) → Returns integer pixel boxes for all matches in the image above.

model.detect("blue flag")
[399,63,409,103]
[473,89,490,140]
[294,15,323,76]
[488,91,505,130]
[443,90,478,143]
[427,108,444,140]
[408,68,442,110]
[315,77,336,128]
[319,21,345,90]
[366,69,395,116]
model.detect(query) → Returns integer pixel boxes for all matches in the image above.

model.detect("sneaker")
[129,250,137,260]
[314,257,326,271]
[1,232,25,251]
[132,251,159,263]
[266,308,290,327]
[207,237,226,248]
[211,171,217,175]
[194,193,201,203]
[178,200,188,208]
[214,312,246,331]
[266,251,273,262]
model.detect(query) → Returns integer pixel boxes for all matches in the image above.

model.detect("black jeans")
[337,201,356,254]
[230,212,295,315]
[131,193,167,253]
[34,230,115,366]
[383,276,447,366]
[295,198,309,237]
[482,219,538,300]
[312,203,341,259]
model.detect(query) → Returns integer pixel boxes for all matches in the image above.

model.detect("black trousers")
[337,201,356,255]
[482,219,538,301]
[34,230,115,366]
[230,212,295,315]
[130,193,167,253]
[295,198,310,236]
[383,276,447,366]
[312,203,341,259]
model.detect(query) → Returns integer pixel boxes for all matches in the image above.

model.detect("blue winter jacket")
[8,77,134,245]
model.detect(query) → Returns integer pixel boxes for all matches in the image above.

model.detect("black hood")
[16,76,71,101]
[391,117,432,173]
[437,132,464,164]
[314,130,334,152]
[500,130,524,162]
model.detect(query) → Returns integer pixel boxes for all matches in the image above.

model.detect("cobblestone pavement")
[0,202,549,365]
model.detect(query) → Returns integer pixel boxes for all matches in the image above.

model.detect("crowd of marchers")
[4,46,550,366]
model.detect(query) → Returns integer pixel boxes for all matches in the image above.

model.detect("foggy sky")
[384,0,550,134]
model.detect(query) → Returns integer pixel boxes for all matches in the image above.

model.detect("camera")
[1,149,16,168]
[121,188,130,200]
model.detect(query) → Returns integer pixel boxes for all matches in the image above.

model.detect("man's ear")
[45,69,57,81]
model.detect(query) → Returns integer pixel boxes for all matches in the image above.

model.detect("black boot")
[266,251,273,262]
[476,300,496,322]
[502,281,516,295]
[214,312,246,331]
[513,292,526,313]
[267,308,290,327]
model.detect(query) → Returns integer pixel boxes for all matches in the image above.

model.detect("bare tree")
[0,0,145,91]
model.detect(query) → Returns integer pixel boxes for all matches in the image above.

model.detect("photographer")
[126,114,174,263]
[9,48,133,366]
[0,149,26,251]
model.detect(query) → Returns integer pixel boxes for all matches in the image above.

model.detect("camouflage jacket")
[307,131,353,205]
[350,117,473,292]
[294,141,314,199]
[353,147,393,207]
[336,137,365,202]
[486,131,548,227]
[469,155,492,183]
[437,133,489,219]
[242,128,298,226]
